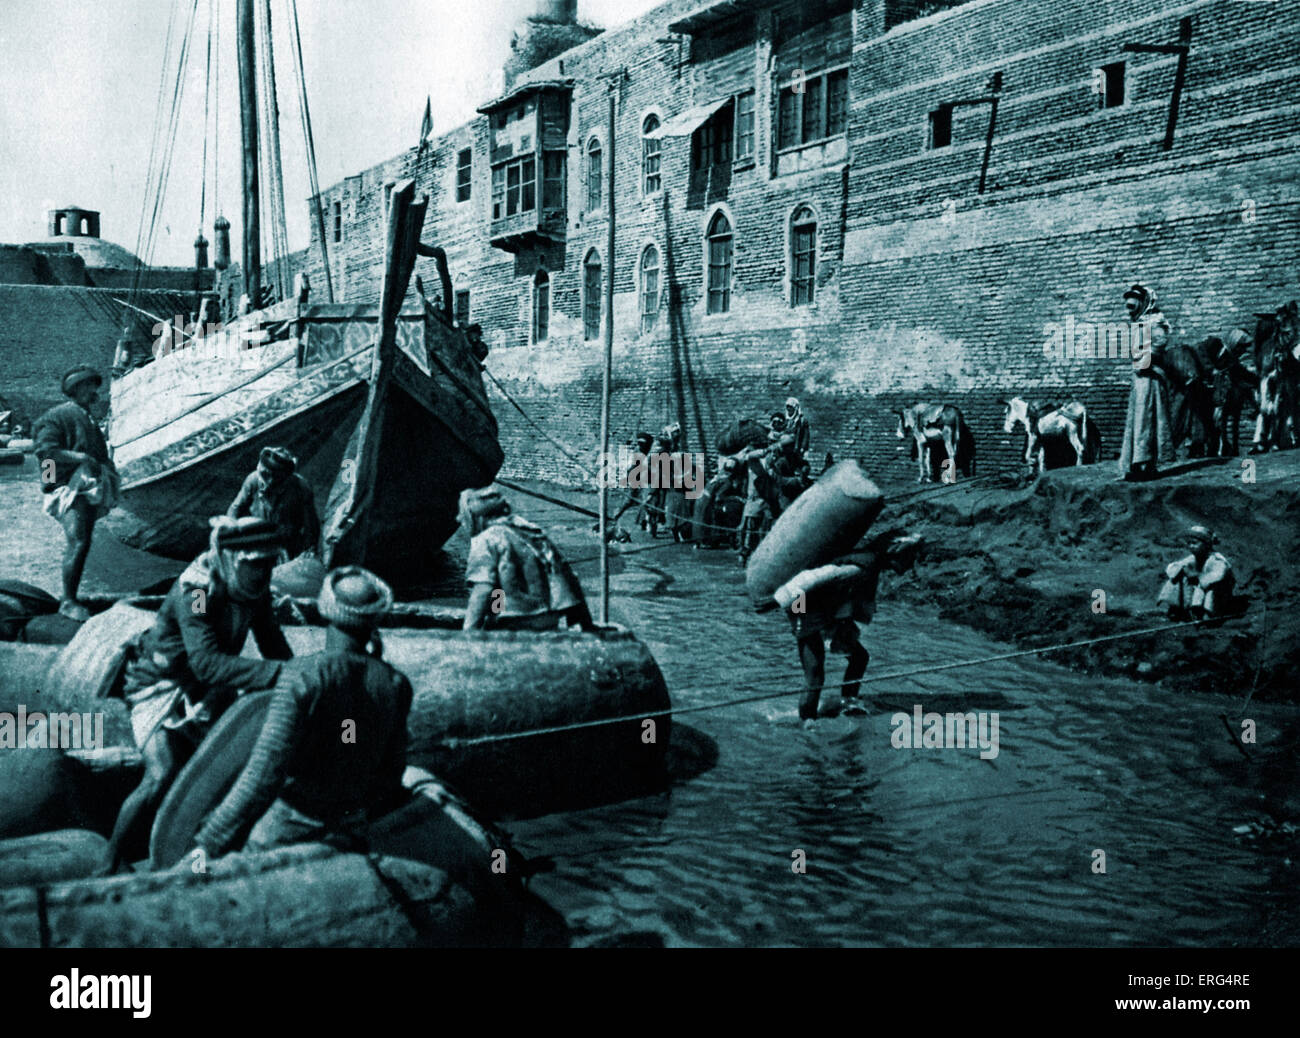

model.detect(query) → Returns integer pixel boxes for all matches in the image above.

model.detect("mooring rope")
[434,610,1254,750]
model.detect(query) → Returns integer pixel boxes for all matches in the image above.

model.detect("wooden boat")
[105,0,502,592]
[0,600,673,824]
[105,183,503,592]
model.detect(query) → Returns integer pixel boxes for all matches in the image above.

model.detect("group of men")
[100,484,591,872]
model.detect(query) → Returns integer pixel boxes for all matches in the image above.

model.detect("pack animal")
[1250,301,1300,453]
[1204,335,1259,457]
[1001,397,1098,474]
[895,403,975,483]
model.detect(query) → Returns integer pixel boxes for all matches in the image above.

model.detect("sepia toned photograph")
[0,0,1295,968]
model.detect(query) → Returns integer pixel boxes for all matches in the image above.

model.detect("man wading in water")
[776,530,924,722]
[32,366,119,621]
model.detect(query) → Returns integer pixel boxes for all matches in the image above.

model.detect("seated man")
[776,530,924,722]
[103,516,292,872]
[1157,524,1238,620]
[227,446,321,562]
[460,486,594,632]
[192,567,412,858]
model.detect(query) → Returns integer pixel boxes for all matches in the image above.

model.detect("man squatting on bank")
[103,516,292,872]
[192,567,412,857]
[32,366,120,622]
[776,530,924,721]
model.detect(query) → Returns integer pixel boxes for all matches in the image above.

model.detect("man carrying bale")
[776,530,924,721]
[102,516,293,873]
[191,567,412,858]
[460,486,594,632]
[32,366,120,621]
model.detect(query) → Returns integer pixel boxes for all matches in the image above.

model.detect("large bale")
[0,829,107,886]
[717,418,769,457]
[19,613,84,646]
[44,603,157,703]
[0,844,488,948]
[0,752,91,839]
[0,580,57,642]
[270,555,327,598]
[745,460,884,610]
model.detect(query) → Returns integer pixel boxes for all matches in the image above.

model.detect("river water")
[510,535,1300,948]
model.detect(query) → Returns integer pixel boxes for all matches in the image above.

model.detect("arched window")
[640,245,661,334]
[790,206,817,307]
[586,137,603,212]
[706,211,733,315]
[532,269,550,344]
[642,115,662,195]
[583,250,602,341]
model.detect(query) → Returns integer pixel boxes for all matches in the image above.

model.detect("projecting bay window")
[777,68,848,152]
[492,156,537,220]
[542,151,566,210]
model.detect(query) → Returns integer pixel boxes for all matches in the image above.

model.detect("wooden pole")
[259,0,289,299]
[599,89,616,625]
[236,0,261,309]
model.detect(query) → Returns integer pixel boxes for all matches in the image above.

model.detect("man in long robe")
[1118,286,1175,480]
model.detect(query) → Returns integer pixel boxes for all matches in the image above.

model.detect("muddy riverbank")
[882,451,1300,702]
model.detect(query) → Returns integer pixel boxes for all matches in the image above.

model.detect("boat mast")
[236,0,261,309]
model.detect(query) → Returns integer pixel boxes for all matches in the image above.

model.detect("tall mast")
[236,0,261,308]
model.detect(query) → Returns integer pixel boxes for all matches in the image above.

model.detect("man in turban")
[102,516,293,872]
[32,366,120,621]
[192,566,413,858]
[1157,524,1239,620]
[227,445,321,562]
[460,486,593,632]
[1118,286,1175,481]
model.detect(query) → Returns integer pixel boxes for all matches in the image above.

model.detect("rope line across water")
[435,610,1252,749]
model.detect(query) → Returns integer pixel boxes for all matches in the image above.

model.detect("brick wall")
[291,0,1298,489]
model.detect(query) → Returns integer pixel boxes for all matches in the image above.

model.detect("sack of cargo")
[717,419,770,457]
[0,752,91,840]
[745,460,883,610]
[0,580,57,641]
[271,555,327,598]
[0,829,107,886]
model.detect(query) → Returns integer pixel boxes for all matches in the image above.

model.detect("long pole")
[259,0,289,299]
[236,0,261,308]
[599,89,616,625]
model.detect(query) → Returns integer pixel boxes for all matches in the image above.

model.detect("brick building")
[0,206,214,428]
[295,0,1299,485]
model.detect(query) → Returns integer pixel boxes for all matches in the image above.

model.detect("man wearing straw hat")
[459,485,594,632]
[101,516,292,873]
[32,365,120,621]
[192,566,413,858]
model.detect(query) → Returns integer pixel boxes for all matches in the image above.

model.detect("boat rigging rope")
[130,0,180,300]
[434,609,1258,749]
[198,0,213,236]
[286,0,333,302]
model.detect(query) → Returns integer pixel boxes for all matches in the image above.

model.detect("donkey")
[896,402,975,483]
[1001,397,1097,474]
[1250,301,1300,453]
[1203,334,1259,457]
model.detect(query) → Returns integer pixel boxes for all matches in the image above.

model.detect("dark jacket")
[32,401,114,492]
[124,570,292,696]
[194,649,413,854]
[227,471,321,559]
